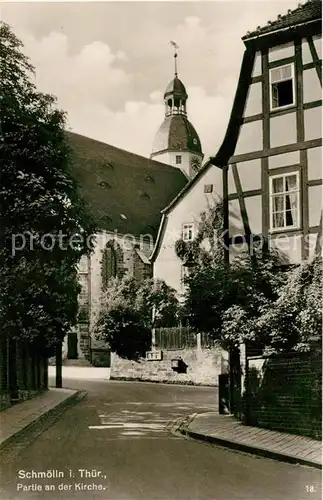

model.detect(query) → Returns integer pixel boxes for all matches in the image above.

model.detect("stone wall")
[110,347,228,386]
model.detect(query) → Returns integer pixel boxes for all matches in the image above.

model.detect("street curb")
[178,416,322,470]
[109,376,217,387]
[0,390,87,452]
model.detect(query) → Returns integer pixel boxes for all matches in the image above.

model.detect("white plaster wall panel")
[229,242,249,263]
[268,151,299,168]
[302,38,313,64]
[269,233,302,264]
[151,151,168,165]
[307,147,322,181]
[302,35,322,64]
[252,52,262,77]
[151,151,192,179]
[269,41,295,62]
[252,51,262,76]
[228,169,236,195]
[244,82,262,117]
[303,68,322,103]
[153,165,223,293]
[313,34,322,59]
[270,113,296,148]
[304,107,322,141]
[154,247,182,295]
[234,122,263,155]
[228,199,244,235]
[245,196,262,234]
[308,185,323,227]
[307,233,320,261]
[237,159,261,191]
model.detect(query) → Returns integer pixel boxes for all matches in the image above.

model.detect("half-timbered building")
[152,0,322,294]
[210,0,322,264]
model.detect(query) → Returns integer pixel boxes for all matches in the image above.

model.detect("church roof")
[151,115,203,156]
[243,0,321,40]
[68,132,188,238]
[164,77,188,98]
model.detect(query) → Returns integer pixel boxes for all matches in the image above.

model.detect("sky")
[2,0,301,161]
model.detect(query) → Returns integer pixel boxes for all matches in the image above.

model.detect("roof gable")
[68,132,188,238]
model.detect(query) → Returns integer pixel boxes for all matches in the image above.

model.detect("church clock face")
[190,155,201,173]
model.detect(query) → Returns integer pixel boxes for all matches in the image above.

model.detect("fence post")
[151,306,156,350]
[244,356,251,425]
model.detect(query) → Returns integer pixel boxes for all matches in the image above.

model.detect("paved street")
[0,379,321,500]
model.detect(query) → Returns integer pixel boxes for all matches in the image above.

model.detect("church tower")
[150,44,204,179]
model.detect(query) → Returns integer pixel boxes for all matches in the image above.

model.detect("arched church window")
[101,244,117,290]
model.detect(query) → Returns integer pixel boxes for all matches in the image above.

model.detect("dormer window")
[270,64,295,110]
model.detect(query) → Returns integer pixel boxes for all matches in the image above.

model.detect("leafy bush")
[95,277,179,359]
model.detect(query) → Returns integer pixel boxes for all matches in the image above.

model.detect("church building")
[64,58,203,365]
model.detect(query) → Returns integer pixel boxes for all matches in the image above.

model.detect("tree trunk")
[35,353,41,390]
[55,342,62,388]
[8,339,18,401]
[16,342,25,397]
[0,335,9,407]
[229,346,241,416]
[30,349,36,390]
[43,356,48,389]
[0,335,8,393]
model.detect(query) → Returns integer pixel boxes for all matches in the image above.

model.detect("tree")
[0,22,96,357]
[253,255,322,353]
[95,277,179,359]
[176,203,286,350]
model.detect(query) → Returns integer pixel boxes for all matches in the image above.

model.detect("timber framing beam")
[229,138,322,164]
[307,36,322,85]
[228,189,261,201]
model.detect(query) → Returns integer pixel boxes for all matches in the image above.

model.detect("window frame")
[269,63,296,112]
[175,155,182,165]
[204,184,213,194]
[269,171,301,232]
[182,223,194,242]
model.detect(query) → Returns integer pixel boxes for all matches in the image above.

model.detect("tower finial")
[170,40,179,77]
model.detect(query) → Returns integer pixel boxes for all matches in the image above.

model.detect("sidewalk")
[0,388,84,450]
[48,365,111,380]
[178,412,322,469]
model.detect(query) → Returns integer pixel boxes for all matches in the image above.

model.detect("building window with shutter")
[176,155,182,165]
[182,223,194,242]
[270,64,295,110]
[101,244,118,290]
[269,172,300,230]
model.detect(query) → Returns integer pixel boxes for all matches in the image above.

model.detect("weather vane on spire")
[170,40,179,77]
